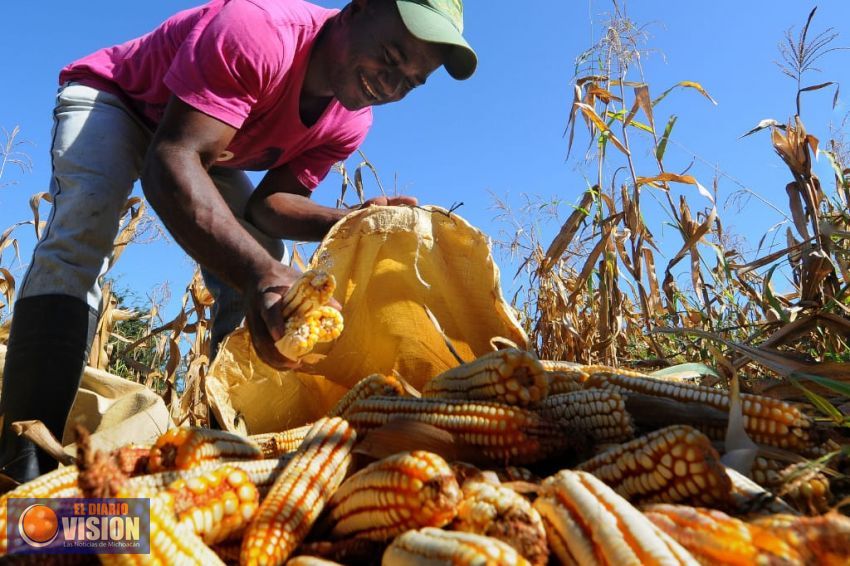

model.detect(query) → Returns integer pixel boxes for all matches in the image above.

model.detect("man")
[0,0,476,483]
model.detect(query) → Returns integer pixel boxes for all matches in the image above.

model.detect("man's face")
[328,0,448,110]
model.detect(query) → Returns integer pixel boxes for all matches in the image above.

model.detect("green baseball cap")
[395,0,477,80]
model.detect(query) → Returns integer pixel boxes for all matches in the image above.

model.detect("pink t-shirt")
[60,0,373,190]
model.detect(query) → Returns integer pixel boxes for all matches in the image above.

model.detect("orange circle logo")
[19,504,59,547]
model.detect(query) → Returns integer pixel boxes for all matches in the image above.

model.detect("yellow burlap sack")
[206,205,528,435]
[0,345,171,454]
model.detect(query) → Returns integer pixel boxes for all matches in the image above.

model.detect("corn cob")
[383,527,532,566]
[251,425,313,458]
[276,306,344,361]
[147,427,263,472]
[539,359,590,378]
[545,370,584,395]
[723,466,798,516]
[100,488,224,566]
[533,470,698,566]
[241,417,357,566]
[286,558,344,566]
[423,348,548,407]
[328,373,407,418]
[577,425,732,508]
[279,270,336,320]
[166,465,260,545]
[585,372,815,453]
[538,390,635,444]
[344,396,570,465]
[496,466,540,484]
[751,457,832,516]
[298,539,386,565]
[325,450,461,541]
[121,457,291,498]
[453,479,549,566]
[0,466,81,555]
[750,512,850,564]
[643,504,802,565]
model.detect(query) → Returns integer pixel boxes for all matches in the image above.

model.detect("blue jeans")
[20,83,288,357]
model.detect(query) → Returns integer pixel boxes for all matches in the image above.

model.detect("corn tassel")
[643,504,802,565]
[251,425,313,459]
[453,479,549,566]
[344,396,569,465]
[577,425,732,508]
[533,470,698,566]
[423,348,548,407]
[538,390,635,444]
[100,488,224,566]
[280,270,336,320]
[585,372,815,453]
[383,527,531,566]
[147,427,263,472]
[328,373,408,418]
[241,417,356,566]
[276,306,344,361]
[166,465,260,545]
[326,450,461,541]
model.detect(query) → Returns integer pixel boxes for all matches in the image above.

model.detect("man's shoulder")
[239,0,338,30]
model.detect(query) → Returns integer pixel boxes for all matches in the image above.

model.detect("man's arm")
[140,96,297,369]
[246,166,419,241]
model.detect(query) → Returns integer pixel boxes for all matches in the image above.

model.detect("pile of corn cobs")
[1,347,848,565]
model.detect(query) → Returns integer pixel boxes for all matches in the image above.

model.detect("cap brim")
[396,1,477,80]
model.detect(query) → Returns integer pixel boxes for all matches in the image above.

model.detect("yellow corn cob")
[383,527,532,566]
[423,348,548,407]
[147,427,263,472]
[280,270,336,320]
[582,365,651,378]
[344,396,569,465]
[99,490,224,566]
[643,504,802,566]
[122,457,291,498]
[585,372,816,453]
[251,425,313,458]
[297,539,386,565]
[276,305,344,361]
[286,558,344,566]
[453,479,549,566]
[545,371,584,395]
[0,466,81,555]
[166,465,260,546]
[326,450,461,541]
[241,417,357,566]
[328,373,407,418]
[750,513,850,564]
[751,457,832,516]
[496,466,540,484]
[538,390,635,444]
[577,425,732,508]
[533,470,698,566]
[539,359,589,375]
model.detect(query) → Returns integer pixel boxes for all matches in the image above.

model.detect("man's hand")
[243,264,343,371]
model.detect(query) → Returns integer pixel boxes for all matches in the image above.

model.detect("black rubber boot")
[0,295,97,483]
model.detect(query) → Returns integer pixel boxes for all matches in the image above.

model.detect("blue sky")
[1,1,849,317]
